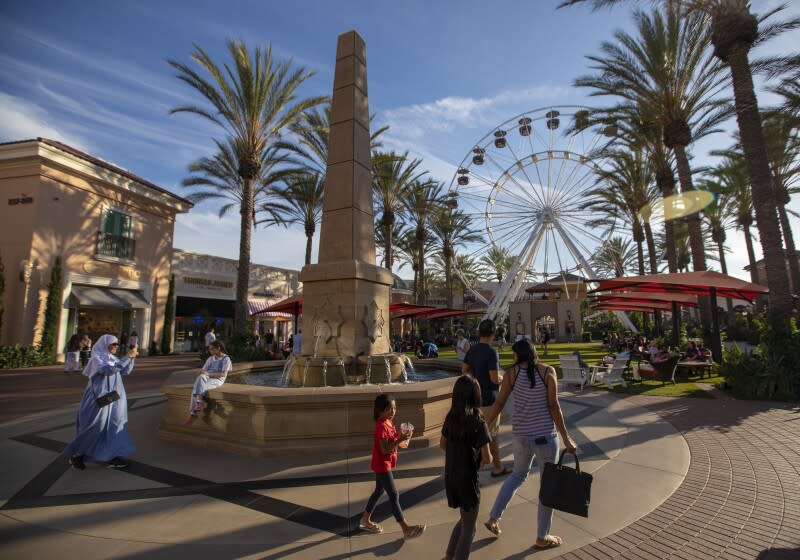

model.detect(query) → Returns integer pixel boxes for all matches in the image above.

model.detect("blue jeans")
[489,433,560,539]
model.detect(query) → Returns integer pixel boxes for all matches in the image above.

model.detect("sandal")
[490,466,513,477]
[358,522,384,534]
[534,535,562,549]
[484,520,501,537]
[404,524,426,539]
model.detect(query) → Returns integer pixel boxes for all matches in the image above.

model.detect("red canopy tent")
[589,271,768,361]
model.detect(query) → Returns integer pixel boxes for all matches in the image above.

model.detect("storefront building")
[0,138,192,358]
[171,249,299,351]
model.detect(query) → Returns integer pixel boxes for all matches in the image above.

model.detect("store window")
[97,208,135,260]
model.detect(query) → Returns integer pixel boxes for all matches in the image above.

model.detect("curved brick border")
[559,396,800,560]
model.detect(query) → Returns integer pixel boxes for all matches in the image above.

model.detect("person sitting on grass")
[183,340,232,425]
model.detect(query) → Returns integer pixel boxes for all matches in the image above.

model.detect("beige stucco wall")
[0,141,190,355]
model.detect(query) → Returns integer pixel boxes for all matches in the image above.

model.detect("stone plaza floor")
[0,358,798,559]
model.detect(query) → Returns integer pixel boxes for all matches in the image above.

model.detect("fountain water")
[279,354,297,387]
[383,355,392,384]
[364,355,372,385]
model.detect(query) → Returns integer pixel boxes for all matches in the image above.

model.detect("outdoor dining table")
[677,359,714,379]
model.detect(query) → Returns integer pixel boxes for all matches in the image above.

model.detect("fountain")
[158,30,460,456]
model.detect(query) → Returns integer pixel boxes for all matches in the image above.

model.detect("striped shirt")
[512,365,556,437]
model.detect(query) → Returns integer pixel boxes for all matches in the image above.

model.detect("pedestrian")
[359,394,426,539]
[292,328,303,356]
[462,319,510,477]
[541,329,550,356]
[204,326,216,350]
[128,331,139,350]
[482,339,577,550]
[79,335,92,368]
[455,329,470,361]
[64,334,82,372]
[183,340,232,425]
[440,375,492,560]
[64,334,139,470]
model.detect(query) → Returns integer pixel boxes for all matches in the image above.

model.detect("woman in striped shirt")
[482,339,577,550]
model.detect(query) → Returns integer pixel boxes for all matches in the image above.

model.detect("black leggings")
[365,471,403,522]
[446,506,479,559]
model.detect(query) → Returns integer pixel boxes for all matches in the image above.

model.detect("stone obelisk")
[297,30,393,373]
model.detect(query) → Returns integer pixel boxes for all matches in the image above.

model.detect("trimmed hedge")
[0,345,51,369]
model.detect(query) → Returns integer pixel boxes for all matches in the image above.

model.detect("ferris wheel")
[448,105,635,329]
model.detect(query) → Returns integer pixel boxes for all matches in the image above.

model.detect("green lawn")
[423,342,721,399]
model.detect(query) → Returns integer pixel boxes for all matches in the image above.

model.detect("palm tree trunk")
[673,144,713,339]
[445,250,453,309]
[656,166,679,273]
[235,178,254,338]
[673,146,707,272]
[717,241,736,325]
[725,43,793,320]
[644,221,658,273]
[384,214,394,270]
[305,234,313,266]
[777,204,800,299]
[743,225,760,285]
[417,242,426,305]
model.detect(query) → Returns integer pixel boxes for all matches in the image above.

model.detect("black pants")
[446,506,479,559]
[365,471,403,522]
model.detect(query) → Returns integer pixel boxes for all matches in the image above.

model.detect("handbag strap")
[557,449,581,473]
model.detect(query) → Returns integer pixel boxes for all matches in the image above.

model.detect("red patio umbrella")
[255,294,303,333]
[589,271,768,362]
[590,291,699,307]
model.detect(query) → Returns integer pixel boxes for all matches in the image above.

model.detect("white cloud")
[0,92,89,149]
[380,84,571,142]
[174,209,315,272]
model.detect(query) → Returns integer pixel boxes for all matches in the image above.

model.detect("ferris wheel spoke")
[560,217,610,247]
[549,161,599,210]
[553,133,578,193]
[504,142,548,208]
[485,153,539,208]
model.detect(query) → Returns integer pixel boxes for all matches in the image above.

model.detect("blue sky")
[1,0,798,280]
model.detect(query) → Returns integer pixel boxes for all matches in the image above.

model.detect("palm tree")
[576,9,730,281]
[283,103,390,176]
[403,180,446,304]
[394,229,422,299]
[710,157,760,284]
[698,175,737,321]
[169,40,325,336]
[585,148,660,275]
[261,172,324,265]
[452,254,484,305]
[181,139,288,226]
[479,246,515,283]
[561,0,800,323]
[372,152,426,270]
[430,207,481,308]
[591,236,638,278]
[762,110,800,296]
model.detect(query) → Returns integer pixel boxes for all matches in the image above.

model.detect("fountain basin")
[158,358,462,457]
[287,353,409,387]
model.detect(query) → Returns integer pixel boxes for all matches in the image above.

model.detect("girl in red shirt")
[359,394,426,538]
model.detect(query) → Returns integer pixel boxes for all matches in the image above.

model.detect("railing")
[96,232,136,260]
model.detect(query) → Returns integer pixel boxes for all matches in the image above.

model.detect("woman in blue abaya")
[64,334,138,470]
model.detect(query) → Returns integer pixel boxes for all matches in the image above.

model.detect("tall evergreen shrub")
[39,256,63,362]
[160,274,175,355]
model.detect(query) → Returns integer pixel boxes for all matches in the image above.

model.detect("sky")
[1,0,798,282]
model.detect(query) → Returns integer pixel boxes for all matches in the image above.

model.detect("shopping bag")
[539,450,593,517]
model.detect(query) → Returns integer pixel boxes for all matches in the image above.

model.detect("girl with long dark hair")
[440,375,492,559]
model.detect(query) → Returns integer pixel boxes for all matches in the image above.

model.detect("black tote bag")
[539,450,593,517]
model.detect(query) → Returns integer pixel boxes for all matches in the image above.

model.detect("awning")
[592,301,675,312]
[253,293,303,315]
[248,299,292,320]
[70,285,149,308]
[588,271,768,302]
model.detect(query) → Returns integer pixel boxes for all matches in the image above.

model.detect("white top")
[456,337,470,361]
[205,331,216,346]
[128,335,139,348]
[292,332,303,355]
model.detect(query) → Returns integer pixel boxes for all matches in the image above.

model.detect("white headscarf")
[82,334,119,378]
